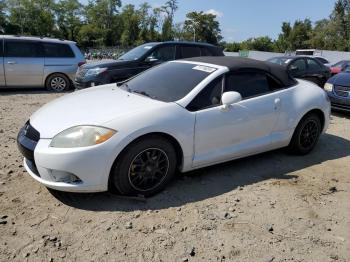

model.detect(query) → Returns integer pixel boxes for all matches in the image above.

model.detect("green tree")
[7,0,56,36]
[183,11,222,44]
[55,0,83,41]
[119,4,140,47]
[84,0,122,46]
[240,36,274,51]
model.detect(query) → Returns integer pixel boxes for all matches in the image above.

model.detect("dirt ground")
[0,90,349,262]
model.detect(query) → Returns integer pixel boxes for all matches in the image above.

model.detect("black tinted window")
[5,40,43,57]
[43,43,75,58]
[150,45,175,61]
[200,47,213,56]
[121,63,215,102]
[225,72,272,99]
[290,59,306,73]
[187,76,223,111]
[181,46,201,58]
[307,58,322,71]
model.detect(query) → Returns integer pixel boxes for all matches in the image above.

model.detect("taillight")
[78,61,86,67]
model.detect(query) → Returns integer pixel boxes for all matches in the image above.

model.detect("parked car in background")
[0,35,85,92]
[18,57,330,196]
[324,65,350,112]
[74,41,224,89]
[330,60,350,76]
[267,56,331,87]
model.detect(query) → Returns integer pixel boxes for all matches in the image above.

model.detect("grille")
[24,122,40,142]
[334,85,350,97]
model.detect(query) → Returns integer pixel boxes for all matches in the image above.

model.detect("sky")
[80,0,337,42]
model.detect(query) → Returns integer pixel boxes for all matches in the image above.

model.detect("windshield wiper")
[131,90,157,99]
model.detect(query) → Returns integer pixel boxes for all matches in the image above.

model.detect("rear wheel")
[46,73,70,92]
[110,136,177,197]
[287,113,322,155]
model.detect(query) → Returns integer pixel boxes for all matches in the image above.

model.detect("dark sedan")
[267,56,331,87]
[324,65,350,112]
[74,41,224,89]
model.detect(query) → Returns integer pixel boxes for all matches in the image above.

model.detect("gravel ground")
[0,90,349,262]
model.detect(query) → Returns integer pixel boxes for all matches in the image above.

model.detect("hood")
[329,72,350,86]
[30,85,165,138]
[82,59,137,70]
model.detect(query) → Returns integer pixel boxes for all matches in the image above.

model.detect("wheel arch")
[44,72,72,89]
[108,132,184,190]
[300,108,325,131]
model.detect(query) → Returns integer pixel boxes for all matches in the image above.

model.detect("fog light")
[50,170,82,184]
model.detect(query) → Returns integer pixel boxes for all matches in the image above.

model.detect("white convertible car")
[17,57,330,196]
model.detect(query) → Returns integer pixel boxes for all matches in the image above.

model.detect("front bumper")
[74,75,109,90]
[17,127,123,193]
[327,91,350,112]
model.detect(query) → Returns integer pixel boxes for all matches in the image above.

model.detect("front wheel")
[287,113,322,155]
[110,136,177,197]
[46,74,70,92]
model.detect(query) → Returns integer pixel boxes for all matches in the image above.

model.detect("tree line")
[0,0,222,48]
[0,0,349,52]
[224,0,350,52]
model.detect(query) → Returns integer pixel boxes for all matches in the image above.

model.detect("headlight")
[324,83,333,92]
[85,67,108,76]
[50,126,116,148]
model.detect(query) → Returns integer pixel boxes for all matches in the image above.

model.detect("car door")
[4,39,44,87]
[0,38,5,86]
[305,58,327,86]
[192,71,281,167]
[132,45,176,78]
[288,58,307,80]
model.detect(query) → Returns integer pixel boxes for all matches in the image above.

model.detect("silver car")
[0,35,85,92]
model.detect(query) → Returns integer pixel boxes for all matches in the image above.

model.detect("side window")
[150,45,175,62]
[43,43,75,58]
[307,58,322,71]
[200,47,213,56]
[5,40,43,57]
[225,72,272,99]
[289,59,306,73]
[187,76,223,111]
[181,46,201,58]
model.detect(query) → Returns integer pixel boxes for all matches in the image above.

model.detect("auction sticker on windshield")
[192,65,217,73]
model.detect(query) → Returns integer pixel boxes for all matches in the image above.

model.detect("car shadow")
[332,110,350,119]
[49,133,350,212]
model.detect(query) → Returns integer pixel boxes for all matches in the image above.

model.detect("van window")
[5,40,43,57]
[43,43,75,58]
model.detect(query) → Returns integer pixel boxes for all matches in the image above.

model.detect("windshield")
[267,57,291,65]
[119,43,156,61]
[120,62,216,102]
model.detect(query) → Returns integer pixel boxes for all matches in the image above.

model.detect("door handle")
[7,61,17,65]
[274,98,281,110]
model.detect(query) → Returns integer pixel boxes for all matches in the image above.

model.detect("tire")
[110,136,177,197]
[46,73,70,92]
[287,113,322,155]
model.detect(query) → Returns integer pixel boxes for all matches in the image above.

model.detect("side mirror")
[221,91,242,110]
[145,56,159,63]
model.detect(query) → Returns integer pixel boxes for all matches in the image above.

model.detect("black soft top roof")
[182,56,297,87]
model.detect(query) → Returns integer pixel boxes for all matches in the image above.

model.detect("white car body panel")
[21,60,330,192]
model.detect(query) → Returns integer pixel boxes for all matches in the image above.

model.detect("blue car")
[324,66,350,112]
